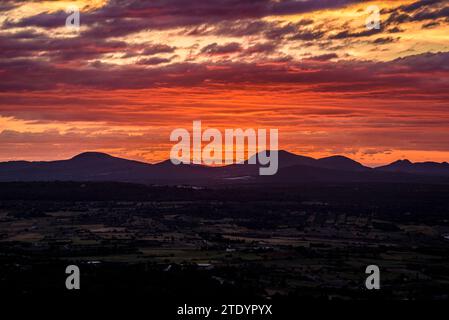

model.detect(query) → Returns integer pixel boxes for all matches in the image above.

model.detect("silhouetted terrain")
[1,181,449,301]
[1,152,449,301]
[0,151,448,185]
[376,159,449,176]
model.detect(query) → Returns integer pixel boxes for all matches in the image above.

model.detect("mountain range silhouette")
[0,150,448,184]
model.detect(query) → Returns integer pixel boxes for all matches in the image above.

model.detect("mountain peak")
[319,155,360,162]
[71,152,114,161]
[375,158,449,176]
[246,150,316,168]
[277,150,297,156]
[317,155,368,171]
[388,159,413,167]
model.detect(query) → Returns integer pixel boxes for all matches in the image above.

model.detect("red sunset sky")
[0,0,448,166]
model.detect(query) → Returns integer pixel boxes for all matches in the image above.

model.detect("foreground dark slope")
[0,150,448,184]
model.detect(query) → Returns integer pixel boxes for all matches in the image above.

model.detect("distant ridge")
[375,159,449,176]
[0,151,448,185]
[71,152,117,160]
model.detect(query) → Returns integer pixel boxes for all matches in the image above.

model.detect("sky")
[0,0,448,166]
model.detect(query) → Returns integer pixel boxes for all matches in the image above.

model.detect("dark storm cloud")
[1,51,448,99]
[290,29,325,41]
[5,0,360,38]
[0,0,24,12]
[331,28,383,40]
[245,42,279,54]
[142,44,177,55]
[137,57,173,65]
[422,21,440,28]
[387,27,403,33]
[0,31,180,62]
[185,20,272,37]
[397,0,445,13]
[263,22,300,40]
[324,0,449,40]
[305,53,338,61]
[200,42,243,55]
[184,18,315,40]
[385,0,449,25]
[372,37,399,45]
[0,33,136,60]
